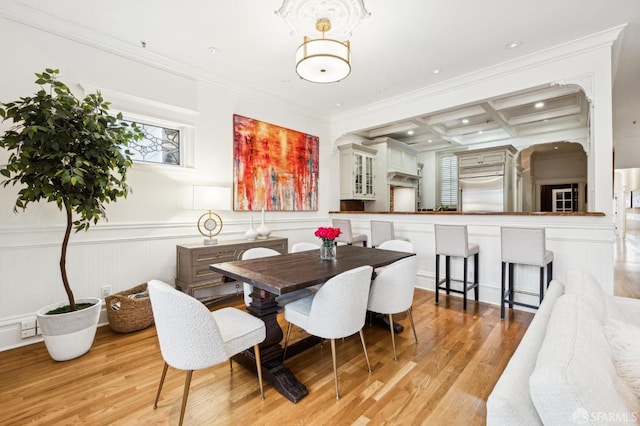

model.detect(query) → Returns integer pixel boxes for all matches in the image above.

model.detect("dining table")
[208,244,415,403]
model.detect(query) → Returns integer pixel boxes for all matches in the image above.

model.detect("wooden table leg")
[232,288,309,403]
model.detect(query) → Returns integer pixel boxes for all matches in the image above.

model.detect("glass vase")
[320,241,336,261]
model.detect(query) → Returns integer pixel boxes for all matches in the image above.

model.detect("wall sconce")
[193,186,231,245]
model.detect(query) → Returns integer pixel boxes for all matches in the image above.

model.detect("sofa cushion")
[486,280,564,426]
[563,270,624,323]
[529,294,637,425]
[604,318,640,400]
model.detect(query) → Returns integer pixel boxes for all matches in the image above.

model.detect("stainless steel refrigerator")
[459,164,505,212]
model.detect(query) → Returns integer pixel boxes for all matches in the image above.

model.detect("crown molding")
[331,24,626,125]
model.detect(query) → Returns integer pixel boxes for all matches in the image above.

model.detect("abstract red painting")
[233,114,319,211]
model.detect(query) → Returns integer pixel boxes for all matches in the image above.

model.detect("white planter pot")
[36,297,102,362]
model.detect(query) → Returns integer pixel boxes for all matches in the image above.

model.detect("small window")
[438,153,458,207]
[123,120,181,166]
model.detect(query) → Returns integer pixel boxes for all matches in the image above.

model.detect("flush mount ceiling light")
[277,0,369,84]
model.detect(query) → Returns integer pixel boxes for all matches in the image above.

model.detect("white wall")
[0,19,334,350]
[0,18,623,352]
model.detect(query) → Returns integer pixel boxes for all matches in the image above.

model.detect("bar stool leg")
[474,252,479,301]
[435,254,440,305]
[539,266,544,305]
[500,261,506,319]
[547,261,553,287]
[462,257,468,311]
[508,263,514,309]
[445,256,451,295]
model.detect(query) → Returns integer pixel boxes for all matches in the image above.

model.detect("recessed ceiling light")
[432,69,441,74]
[506,41,521,49]
[428,139,433,143]
[534,101,545,108]
[407,130,414,135]
[336,102,343,107]
[208,46,220,54]
[478,130,483,134]
[462,118,469,124]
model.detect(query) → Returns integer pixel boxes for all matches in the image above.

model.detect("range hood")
[388,171,419,188]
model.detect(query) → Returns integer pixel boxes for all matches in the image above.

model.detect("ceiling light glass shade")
[296,37,351,83]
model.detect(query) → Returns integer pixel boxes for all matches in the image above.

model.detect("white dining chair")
[332,218,368,247]
[367,257,419,360]
[290,242,320,252]
[283,265,374,399]
[148,280,265,426]
[242,247,312,308]
[376,239,415,253]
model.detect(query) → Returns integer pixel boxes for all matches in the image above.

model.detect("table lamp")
[193,185,231,245]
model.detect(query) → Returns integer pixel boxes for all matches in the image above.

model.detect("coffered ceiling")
[354,84,589,152]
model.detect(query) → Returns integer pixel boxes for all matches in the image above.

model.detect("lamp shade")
[193,186,231,211]
[296,37,351,83]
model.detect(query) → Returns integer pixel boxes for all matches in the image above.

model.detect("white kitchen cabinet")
[361,137,419,211]
[339,144,377,200]
[457,149,508,167]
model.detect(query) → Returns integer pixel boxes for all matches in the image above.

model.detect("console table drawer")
[175,236,288,303]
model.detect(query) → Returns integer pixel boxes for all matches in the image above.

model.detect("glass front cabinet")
[339,143,377,200]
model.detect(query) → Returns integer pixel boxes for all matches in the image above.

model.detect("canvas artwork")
[233,114,319,211]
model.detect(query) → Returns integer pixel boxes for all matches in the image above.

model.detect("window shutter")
[439,155,458,206]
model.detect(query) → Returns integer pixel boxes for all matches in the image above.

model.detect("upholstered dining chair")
[148,280,265,426]
[367,256,419,360]
[242,247,312,308]
[376,239,415,253]
[290,242,320,252]
[500,227,554,319]
[283,265,374,399]
[332,218,368,247]
[434,224,479,310]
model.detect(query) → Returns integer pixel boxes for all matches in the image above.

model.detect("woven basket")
[105,283,154,333]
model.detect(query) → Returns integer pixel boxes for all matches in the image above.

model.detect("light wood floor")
[1,232,638,426]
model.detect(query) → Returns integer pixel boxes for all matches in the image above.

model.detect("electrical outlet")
[101,285,112,298]
[21,317,37,339]
[21,329,36,338]
[21,318,36,330]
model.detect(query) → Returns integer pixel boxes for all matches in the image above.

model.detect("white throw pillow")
[604,318,640,399]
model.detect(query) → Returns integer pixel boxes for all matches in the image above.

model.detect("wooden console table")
[175,236,288,303]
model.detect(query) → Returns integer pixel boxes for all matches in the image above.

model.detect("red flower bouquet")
[314,227,342,243]
[315,227,341,260]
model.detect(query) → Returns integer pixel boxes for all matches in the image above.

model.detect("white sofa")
[487,270,640,425]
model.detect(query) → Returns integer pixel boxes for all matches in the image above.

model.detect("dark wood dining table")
[209,244,415,403]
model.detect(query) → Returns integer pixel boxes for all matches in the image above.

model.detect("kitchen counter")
[328,210,614,299]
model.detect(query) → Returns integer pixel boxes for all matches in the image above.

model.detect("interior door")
[552,188,574,212]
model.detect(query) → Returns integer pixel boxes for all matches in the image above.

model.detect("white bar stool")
[332,218,368,247]
[434,224,479,310]
[500,227,554,319]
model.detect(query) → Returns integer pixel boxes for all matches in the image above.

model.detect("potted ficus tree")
[0,69,142,361]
